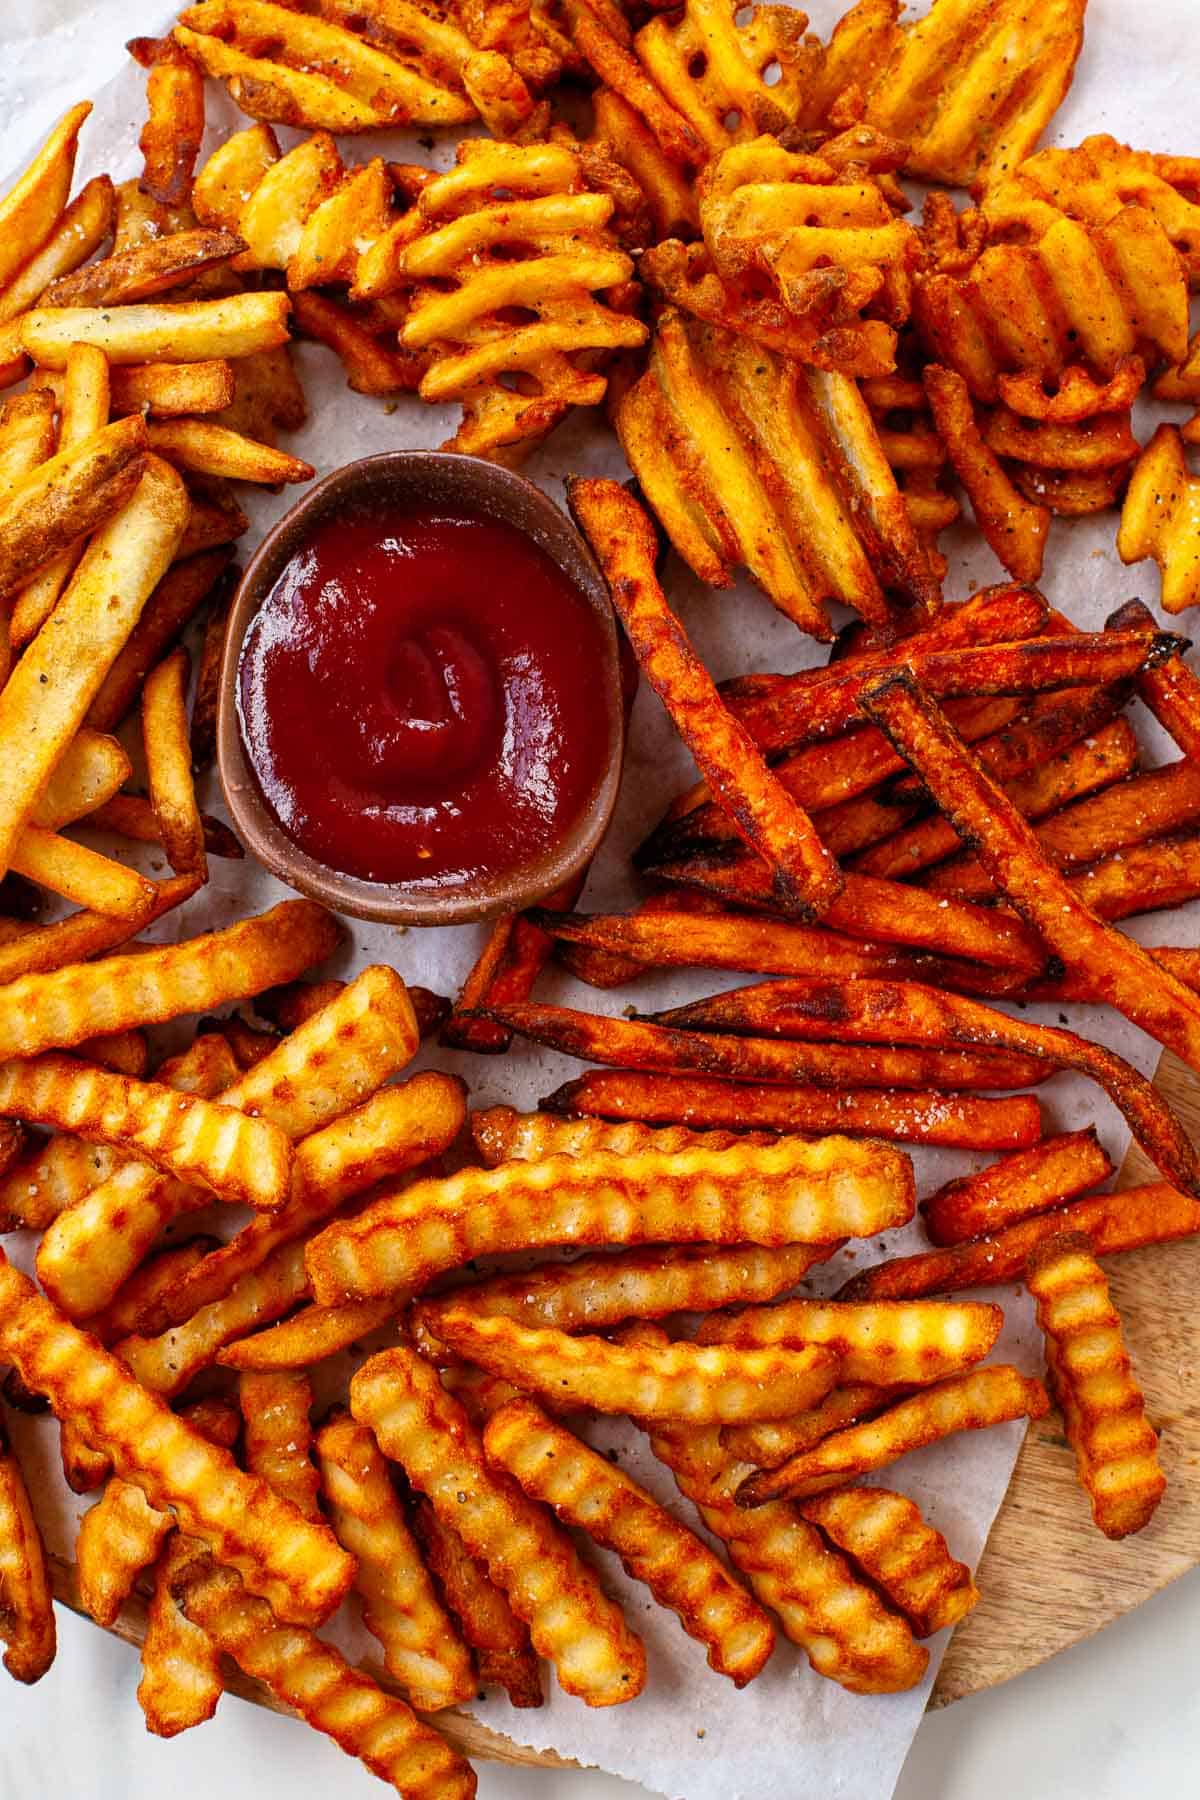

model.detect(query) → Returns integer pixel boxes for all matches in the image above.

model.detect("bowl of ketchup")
[217,451,626,925]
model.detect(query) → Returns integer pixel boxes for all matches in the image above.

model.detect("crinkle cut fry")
[350,1345,646,1707]
[305,1135,916,1303]
[860,668,1200,1127]
[799,1487,979,1638]
[408,1495,542,1710]
[722,1383,905,1475]
[0,1411,55,1683]
[314,1408,476,1712]
[735,1366,1051,1508]
[625,1326,927,1695]
[0,1250,353,1627]
[484,1396,775,1686]
[1025,1232,1166,1539]
[468,1105,782,1166]
[920,1130,1115,1247]
[695,1296,1003,1388]
[567,477,842,919]
[172,1556,477,1798]
[240,1371,320,1521]
[138,1532,225,1738]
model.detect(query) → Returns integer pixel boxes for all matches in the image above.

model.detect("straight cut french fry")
[43,228,245,309]
[920,1130,1115,1246]
[86,545,233,732]
[485,1396,776,1686]
[306,1134,916,1303]
[105,360,237,418]
[0,101,92,289]
[0,415,149,606]
[0,1413,55,1683]
[799,1487,980,1638]
[0,1250,353,1626]
[8,827,158,922]
[143,647,206,876]
[240,1372,320,1521]
[696,1298,1003,1387]
[408,1495,542,1709]
[18,291,293,367]
[351,1345,647,1708]
[146,418,315,485]
[0,174,114,326]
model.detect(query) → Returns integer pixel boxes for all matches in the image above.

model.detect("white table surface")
[2,3,1199,1796]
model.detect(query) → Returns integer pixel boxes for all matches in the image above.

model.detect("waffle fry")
[0,101,92,289]
[306,1134,914,1303]
[0,1413,55,1684]
[240,1372,320,1522]
[696,1297,1002,1387]
[799,1486,979,1638]
[921,1131,1115,1247]
[351,1344,647,1706]
[1118,425,1200,614]
[409,1494,542,1709]
[1025,1233,1166,1539]
[737,1366,1051,1506]
[315,1408,476,1711]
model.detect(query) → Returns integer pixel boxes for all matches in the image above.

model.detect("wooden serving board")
[48,1050,1200,1770]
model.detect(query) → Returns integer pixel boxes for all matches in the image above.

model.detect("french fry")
[138,1532,225,1737]
[486,1395,775,1686]
[427,1305,840,1424]
[469,1106,779,1167]
[146,418,314,486]
[9,827,157,921]
[0,392,57,505]
[799,1487,979,1638]
[1109,598,1200,765]
[1025,1232,1165,1538]
[143,648,206,877]
[696,1297,1003,1388]
[923,364,1050,581]
[544,1070,1042,1150]
[193,121,280,232]
[722,1384,905,1474]
[59,1417,112,1495]
[290,290,427,397]
[737,1366,1050,1507]
[44,228,246,309]
[0,176,115,326]
[861,669,1200,1104]
[0,414,149,606]
[102,360,237,419]
[87,545,235,730]
[178,488,249,558]
[240,1371,319,1521]
[306,1133,915,1304]
[0,1250,353,1626]
[189,577,233,770]
[920,1130,1115,1247]
[409,1494,542,1709]
[629,1327,927,1695]
[172,1555,477,1796]
[19,291,292,367]
[88,1235,223,1345]
[24,719,133,826]
[351,1343,646,1707]
[0,1412,55,1683]
[1117,424,1200,614]
[87,793,242,862]
[218,1296,398,1372]
[130,35,207,208]
[0,101,92,288]
[315,1408,476,1711]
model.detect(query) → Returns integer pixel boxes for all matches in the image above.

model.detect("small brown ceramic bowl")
[217,450,625,927]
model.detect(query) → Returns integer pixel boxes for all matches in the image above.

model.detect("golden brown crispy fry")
[315,1407,476,1711]
[0,175,114,325]
[486,1395,775,1685]
[306,1133,915,1304]
[218,1296,398,1372]
[1025,1232,1165,1539]
[131,35,207,208]
[239,1371,319,1521]
[138,1531,225,1737]
[88,1235,222,1345]
[1118,425,1200,614]
[143,647,206,877]
[178,487,249,559]
[722,1383,904,1474]
[0,414,148,606]
[44,228,245,309]
[146,419,314,486]
[545,1070,1042,1150]
[101,360,235,419]
[352,1343,645,1707]
[924,364,1050,581]
[0,1412,55,1684]
[409,1493,542,1709]
[9,828,157,922]
[738,1366,1050,1506]
[697,1297,1002,1387]
[19,292,292,367]
[0,100,91,288]
[88,793,242,863]
[290,290,427,398]
[799,1486,978,1638]
[28,729,130,832]
[189,576,233,771]
[0,1251,352,1625]
[469,1106,779,1167]
[589,87,699,240]
[59,1417,112,1495]
[921,1130,1114,1247]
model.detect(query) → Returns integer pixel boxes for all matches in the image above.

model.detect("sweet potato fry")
[138,1531,224,1738]
[567,478,842,917]
[0,414,149,606]
[0,101,92,288]
[486,1396,775,1686]
[315,1407,476,1711]
[0,1412,55,1684]
[697,1297,1002,1388]
[218,1296,398,1372]
[0,1250,352,1626]
[409,1494,542,1709]
[921,1130,1115,1247]
[146,419,314,486]
[132,35,207,208]
[306,1134,915,1304]
[799,1487,979,1638]
[722,1384,905,1474]
[737,1366,1050,1507]
[352,1344,645,1707]
[469,1106,778,1167]
[0,175,114,326]
[861,669,1200,1102]
[87,545,235,731]
[544,1071,1042,1149]
[1112,598,1200,763]
[427,1306,839,1424]
[1025,1232,1165,1538]
[19,292,292,367]
[142,647,206,877]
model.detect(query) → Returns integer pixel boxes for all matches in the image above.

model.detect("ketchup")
[238,497,614,888]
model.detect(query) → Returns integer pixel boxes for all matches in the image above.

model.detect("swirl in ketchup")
[238,497,614,888]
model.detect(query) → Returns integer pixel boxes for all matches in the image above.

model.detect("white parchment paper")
[1,4,1198,1797]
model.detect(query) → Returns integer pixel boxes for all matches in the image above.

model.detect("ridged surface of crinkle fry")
[172,1556,477,1799]
[408,1495,542,1710]
[722,1384,905,1473]
[138,1533,224,1738]
[696,1297,1004,1386]
[469,1105,777,1166]
[737,1366,1051,1506]
[427,1306,840,1425]
[240,1372,320,1521]
[485,1396,775,1687]
[415,1243,834,1339]
[0,1053,291,1211]
[38,966,419,1320]
[1025,1232,1166,1538]
[89,1236,221,1346]
[0,1250,352,1626]
[307,1136,915,1303]
[351,1345,646,1707]
[0,1134,123,1233]
[315,1408,476,1712]
[0,1413,55,1683]
[0,899,339,1059]
[625,1328,927,1695]
[799,1486,979,1638]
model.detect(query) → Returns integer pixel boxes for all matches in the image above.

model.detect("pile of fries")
[3,1,1200,1794]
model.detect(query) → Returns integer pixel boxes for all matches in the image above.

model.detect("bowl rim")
[216,449,625,927]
